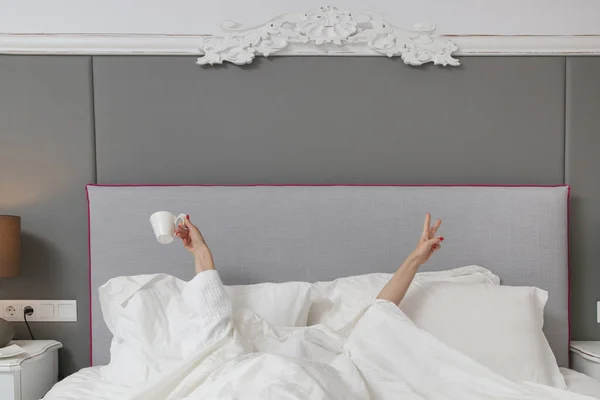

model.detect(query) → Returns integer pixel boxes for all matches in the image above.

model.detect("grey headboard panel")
[88,185,569,367]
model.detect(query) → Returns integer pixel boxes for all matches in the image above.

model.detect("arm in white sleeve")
[181,270,233,344]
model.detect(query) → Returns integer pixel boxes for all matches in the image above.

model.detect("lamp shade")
[0,215,20,278]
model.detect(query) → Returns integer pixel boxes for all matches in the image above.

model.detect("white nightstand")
[571,341,600,381]
[0,340,62,400]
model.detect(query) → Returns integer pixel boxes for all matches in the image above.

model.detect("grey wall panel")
[93,56,565,185]
[566,57,600,342]
[0,56,95,376]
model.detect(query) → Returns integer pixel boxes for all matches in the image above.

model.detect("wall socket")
[0,300,77,322]
[597,301,600,324]
[5,305,17,318]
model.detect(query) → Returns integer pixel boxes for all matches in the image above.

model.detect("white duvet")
[45,271,597,400]
[117,304,591,400]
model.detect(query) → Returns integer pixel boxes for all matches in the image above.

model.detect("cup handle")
[174,213,187,229]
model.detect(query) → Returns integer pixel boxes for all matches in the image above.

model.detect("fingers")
[422,214,442,240]
[174,224,191,244]
[422,213,431,240]
[174,227,188,238]
[429,219,442,238]
[183,216,205,239]
[183,216,198,231]
[175,230,191,246]
[175,230,189,239]
[174,230,188,239]
[426,236,444,247]
[184,215,208,243]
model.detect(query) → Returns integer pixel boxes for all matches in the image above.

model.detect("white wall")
[0,0,598,36]
[0,0,598,55]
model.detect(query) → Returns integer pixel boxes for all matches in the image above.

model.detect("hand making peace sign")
[409,213,444,266]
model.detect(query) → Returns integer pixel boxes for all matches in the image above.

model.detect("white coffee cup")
[150,211,187,244]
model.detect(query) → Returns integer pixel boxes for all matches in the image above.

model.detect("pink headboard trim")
[85,183,571,366]
[567,185,572,363]
[86,184,93,365]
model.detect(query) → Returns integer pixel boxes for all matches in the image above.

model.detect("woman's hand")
[408,213,443,266]
[174,216,215,273]
[376,213,443,305]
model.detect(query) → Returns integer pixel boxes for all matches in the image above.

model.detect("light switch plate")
[0,300,77,322]
[597,301,600,324]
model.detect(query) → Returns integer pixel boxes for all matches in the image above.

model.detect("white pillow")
[99,274,316,366]
[308,266,499,328]
[413,265,500,284]
[99,274,206,384]
[401,281,566,389]
[99,274,317,384]
[101,274,315,333]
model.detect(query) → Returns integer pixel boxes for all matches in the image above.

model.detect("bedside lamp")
[0,215,20,348]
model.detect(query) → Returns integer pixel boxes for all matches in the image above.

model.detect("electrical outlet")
[23,305,34,317]
[0,300,76,322]
[5,305,18,318]
[597,301,600,324]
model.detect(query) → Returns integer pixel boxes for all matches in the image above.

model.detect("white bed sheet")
[562,368,600,399]
[43,366,130,399]
[44,367,600,400]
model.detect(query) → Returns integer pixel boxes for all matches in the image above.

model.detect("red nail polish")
[186,215,190,220]
[440,237,444,241]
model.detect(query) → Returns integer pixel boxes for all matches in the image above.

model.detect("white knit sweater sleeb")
[181,269,234,346]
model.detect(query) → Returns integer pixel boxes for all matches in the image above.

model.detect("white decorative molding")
[452,35,600,55]
[1,35,600,57]
[196,6,459,66]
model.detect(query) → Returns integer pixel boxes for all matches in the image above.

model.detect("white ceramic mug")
[150,211,187,244]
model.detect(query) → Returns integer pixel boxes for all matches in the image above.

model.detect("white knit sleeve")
[181,270,233,343]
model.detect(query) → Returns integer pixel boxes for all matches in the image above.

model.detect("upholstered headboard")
[87,185,570,367]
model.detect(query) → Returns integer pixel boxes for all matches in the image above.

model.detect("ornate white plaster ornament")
[197,6,460,67]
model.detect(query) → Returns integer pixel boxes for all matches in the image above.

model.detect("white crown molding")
[0,6,599,59]
[2,33,599,56]
[451,35,600,55]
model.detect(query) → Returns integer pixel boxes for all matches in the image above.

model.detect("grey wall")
[93,56,565,185]
[0,56,95,375]
[0,55,598,376]
[566,57,600,342]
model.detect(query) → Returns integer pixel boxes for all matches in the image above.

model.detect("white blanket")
[117,301,593,400]
[47,271,593,400]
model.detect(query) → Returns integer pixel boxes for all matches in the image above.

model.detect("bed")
[44,184,600,399]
